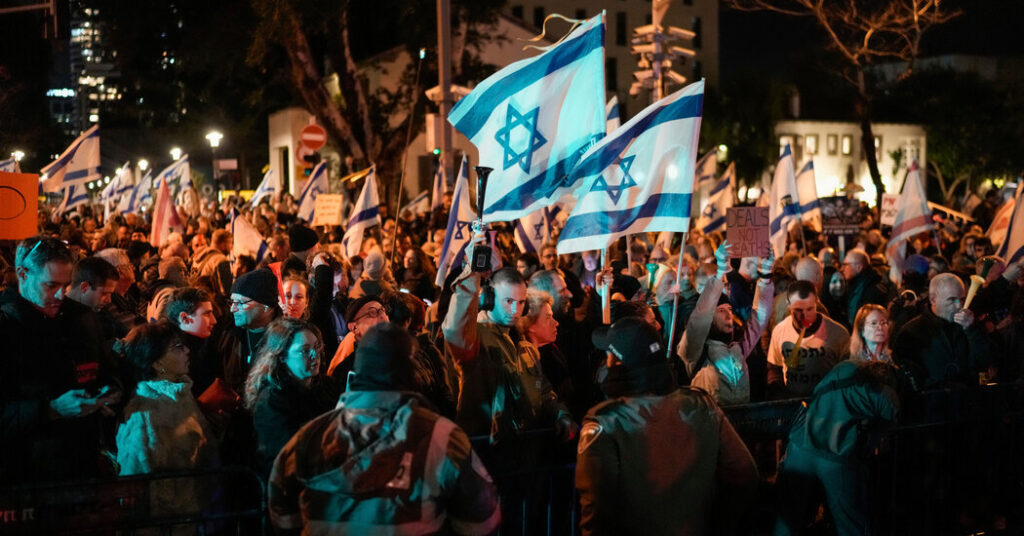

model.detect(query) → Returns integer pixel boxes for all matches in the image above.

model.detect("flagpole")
[389,48,426,269]
[665,230,688,359]
[600,248,611,324]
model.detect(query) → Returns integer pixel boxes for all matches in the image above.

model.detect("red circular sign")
[300,124,327,150]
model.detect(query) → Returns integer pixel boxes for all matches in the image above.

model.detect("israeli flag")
[250,168,279,206]
[431,163,446,213]
[694,151,717,186]
[606,95,620,133]
[119,170,152,214]
[514,206,552,253]
[996,186,1024,264]
[0,157,20,173]
[697,162,735,234]
[796,159,822,231]
[101,162,132,202]
[57,183,90,214]
[231,207,269,261]
[558,80,705,255]
[408,190,430,215]
[448,14,605,223]
[41,125,101,193]
[342,166,381,258]
[155,155,191,196]
[769,144,800,258]
[296,162,328,222]
[435,156,476,286]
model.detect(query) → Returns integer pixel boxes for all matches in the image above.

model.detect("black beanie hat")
[345,295,385,324]
[592,317,675,397]
[288,224,319,253]
[230,268,279,307]
[717,293,731,307]
[350,323,417,392]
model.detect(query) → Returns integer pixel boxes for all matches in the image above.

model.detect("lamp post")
[205,131,223,188]
[170,147,182,161]
[11,150,24,162]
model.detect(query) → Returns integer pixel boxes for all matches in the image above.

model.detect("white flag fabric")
[606,96,621,133]
[558,80,705,254]
[987,194,1017,248]
[341,166,381,258]
[231,207,268,261]
[149,177,183,247]
[154,155,191,196]
[435,158,476,286]
[57,183,90,214]
[448,14,605,223]
[41,125,101,193]
[796,160,822,232]
[694,151,717,187]
[885,161,933,282]
[514,206,552,253]
[996,187,1024,264]
[296,162,328,222]
[408,190,430,215]
[119,170,152,215]
[0,157,20,173]
[250,168,279,207]
[769,144,800,258]
[431,164,446,213]
[697,162,735,234]
[101,163,130,202]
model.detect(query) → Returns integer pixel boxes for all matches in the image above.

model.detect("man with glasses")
[839,249,892,330]
[326,296,389,385]
[218,268,281,392]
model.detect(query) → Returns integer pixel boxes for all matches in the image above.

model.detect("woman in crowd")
[397,246,437,302]
[849,304,894,363]
[281,276,310,319]
[244,317,336,478]
[115,321,219,525]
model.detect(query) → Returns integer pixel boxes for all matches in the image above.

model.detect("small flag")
[0,157,20,173]
[250,168,279,207]
[448,14,605,223]
[606,96,621,133]
[101,163,133,203]
[57,183,90,214]
[996,187,1024,264]
[41,125,101,192]
[987,194,1017,248]
[341,166,381,258]
[697,162,735,234]
[558,80,705,254]
[296,162,328,222]
[408,190,430,215]
[769,144,800,258]
[119,170,152,215]
[154,155,191,196]
[231,207,268,261]
[436,156,476,287]
[694,151,717,186]
[514,206,552,253]
[796,159,822,232]
[885,161,933,282]
[149,177,183,247]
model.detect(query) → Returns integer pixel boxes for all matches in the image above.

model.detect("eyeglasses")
[230,298,257,309]
[865,320,890,328]
[353,306,386,323]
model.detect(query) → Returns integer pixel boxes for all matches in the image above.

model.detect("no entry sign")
[300,124,327,151]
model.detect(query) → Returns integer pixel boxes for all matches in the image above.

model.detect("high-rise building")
[66,0,121,133]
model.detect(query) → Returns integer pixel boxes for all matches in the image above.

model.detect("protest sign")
[819,196,861,236]
[0,172,39,240]
[726,207,770,258]
[880,193,899,226]
[311,194,344,227]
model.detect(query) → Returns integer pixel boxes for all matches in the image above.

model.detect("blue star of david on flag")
[589,154,637,204]
[533,221,545,240]
[453,220,471,241]
[703,203,718,219]
[495,103,547,173]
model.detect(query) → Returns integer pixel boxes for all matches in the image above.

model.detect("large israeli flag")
[558,80,705,254]
[119,170,152,214]
[41,125,101,193]
[769,144,800,258]
[342,166,381,258]
[0,157,20,173]
[250,168,279,206]
[696,162,735,234]
[435,156,476,286]
[296,162,328,222]
[448,14,605,223]
[154,155,191,195]
[796,159,822,232]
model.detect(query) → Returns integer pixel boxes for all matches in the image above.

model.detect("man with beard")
[679,241,774,405]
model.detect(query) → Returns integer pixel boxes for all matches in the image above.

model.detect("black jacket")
[893,308,993,388]
[843,268,892,329]
[252,375,337,479]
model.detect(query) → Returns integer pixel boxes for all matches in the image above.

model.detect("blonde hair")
[517,289,554,332]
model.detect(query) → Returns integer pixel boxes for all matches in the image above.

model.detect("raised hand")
[715,240,733,279]
[760,251,775,275]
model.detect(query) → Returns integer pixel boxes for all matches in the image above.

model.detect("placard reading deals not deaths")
[726,207,770,258]
[311,194,344,227]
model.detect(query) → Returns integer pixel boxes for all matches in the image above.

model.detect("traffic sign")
[296,144,315,163]
[300,124,327,151]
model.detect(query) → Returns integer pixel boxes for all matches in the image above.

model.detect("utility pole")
[630,3,696,105]
[437,0,455,181]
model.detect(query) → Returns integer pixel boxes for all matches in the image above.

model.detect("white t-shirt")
[768,314,851,397]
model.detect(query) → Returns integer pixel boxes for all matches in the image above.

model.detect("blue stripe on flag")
[800,160,814,174]
[348,207,381,228]
[800,199,820,213]
[64,166,103,181]
[567,93,704,181]
[703,215,727,233]
[486,139,600,214]
[709,176,730,196]
[770,204,802,234]
[451,23,604,139]
[514,220,537,252]
[561,193,692,242]
[44,128,100,174]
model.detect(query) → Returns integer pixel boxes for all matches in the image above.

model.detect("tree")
[727,0,960,208]
[247,0,503,199]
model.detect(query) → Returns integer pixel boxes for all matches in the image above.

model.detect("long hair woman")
[244,317,337,478]
[850,304,894,363]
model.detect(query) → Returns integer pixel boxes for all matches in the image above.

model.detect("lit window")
[841,135,852,155]
[874,136,882,151]
[88,114,99,122]
[827,134,838,155]
[806,134,818,155]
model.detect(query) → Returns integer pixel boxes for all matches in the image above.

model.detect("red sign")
[300,124,327,150]
[296,145,315,167]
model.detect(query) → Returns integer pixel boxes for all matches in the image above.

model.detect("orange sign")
[0,172,39,240]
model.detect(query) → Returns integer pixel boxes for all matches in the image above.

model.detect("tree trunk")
[856,70,885,211]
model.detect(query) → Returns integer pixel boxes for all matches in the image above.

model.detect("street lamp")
[11,150,24,162]
[170,147,182,161]
[206,130,223,185]
[138,159,149,171]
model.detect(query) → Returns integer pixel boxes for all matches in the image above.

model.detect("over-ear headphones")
[478,272,530,316]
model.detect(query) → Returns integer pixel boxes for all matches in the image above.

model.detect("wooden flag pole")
[665,230,689,359]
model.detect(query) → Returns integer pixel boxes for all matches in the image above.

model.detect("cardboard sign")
[311,194,344,227]
[0,172,40,240]
[819,196,861,236]
[726,207,770,258]
[880,193,899,226]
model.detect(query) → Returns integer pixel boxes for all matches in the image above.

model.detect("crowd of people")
[0,186,1021,534]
